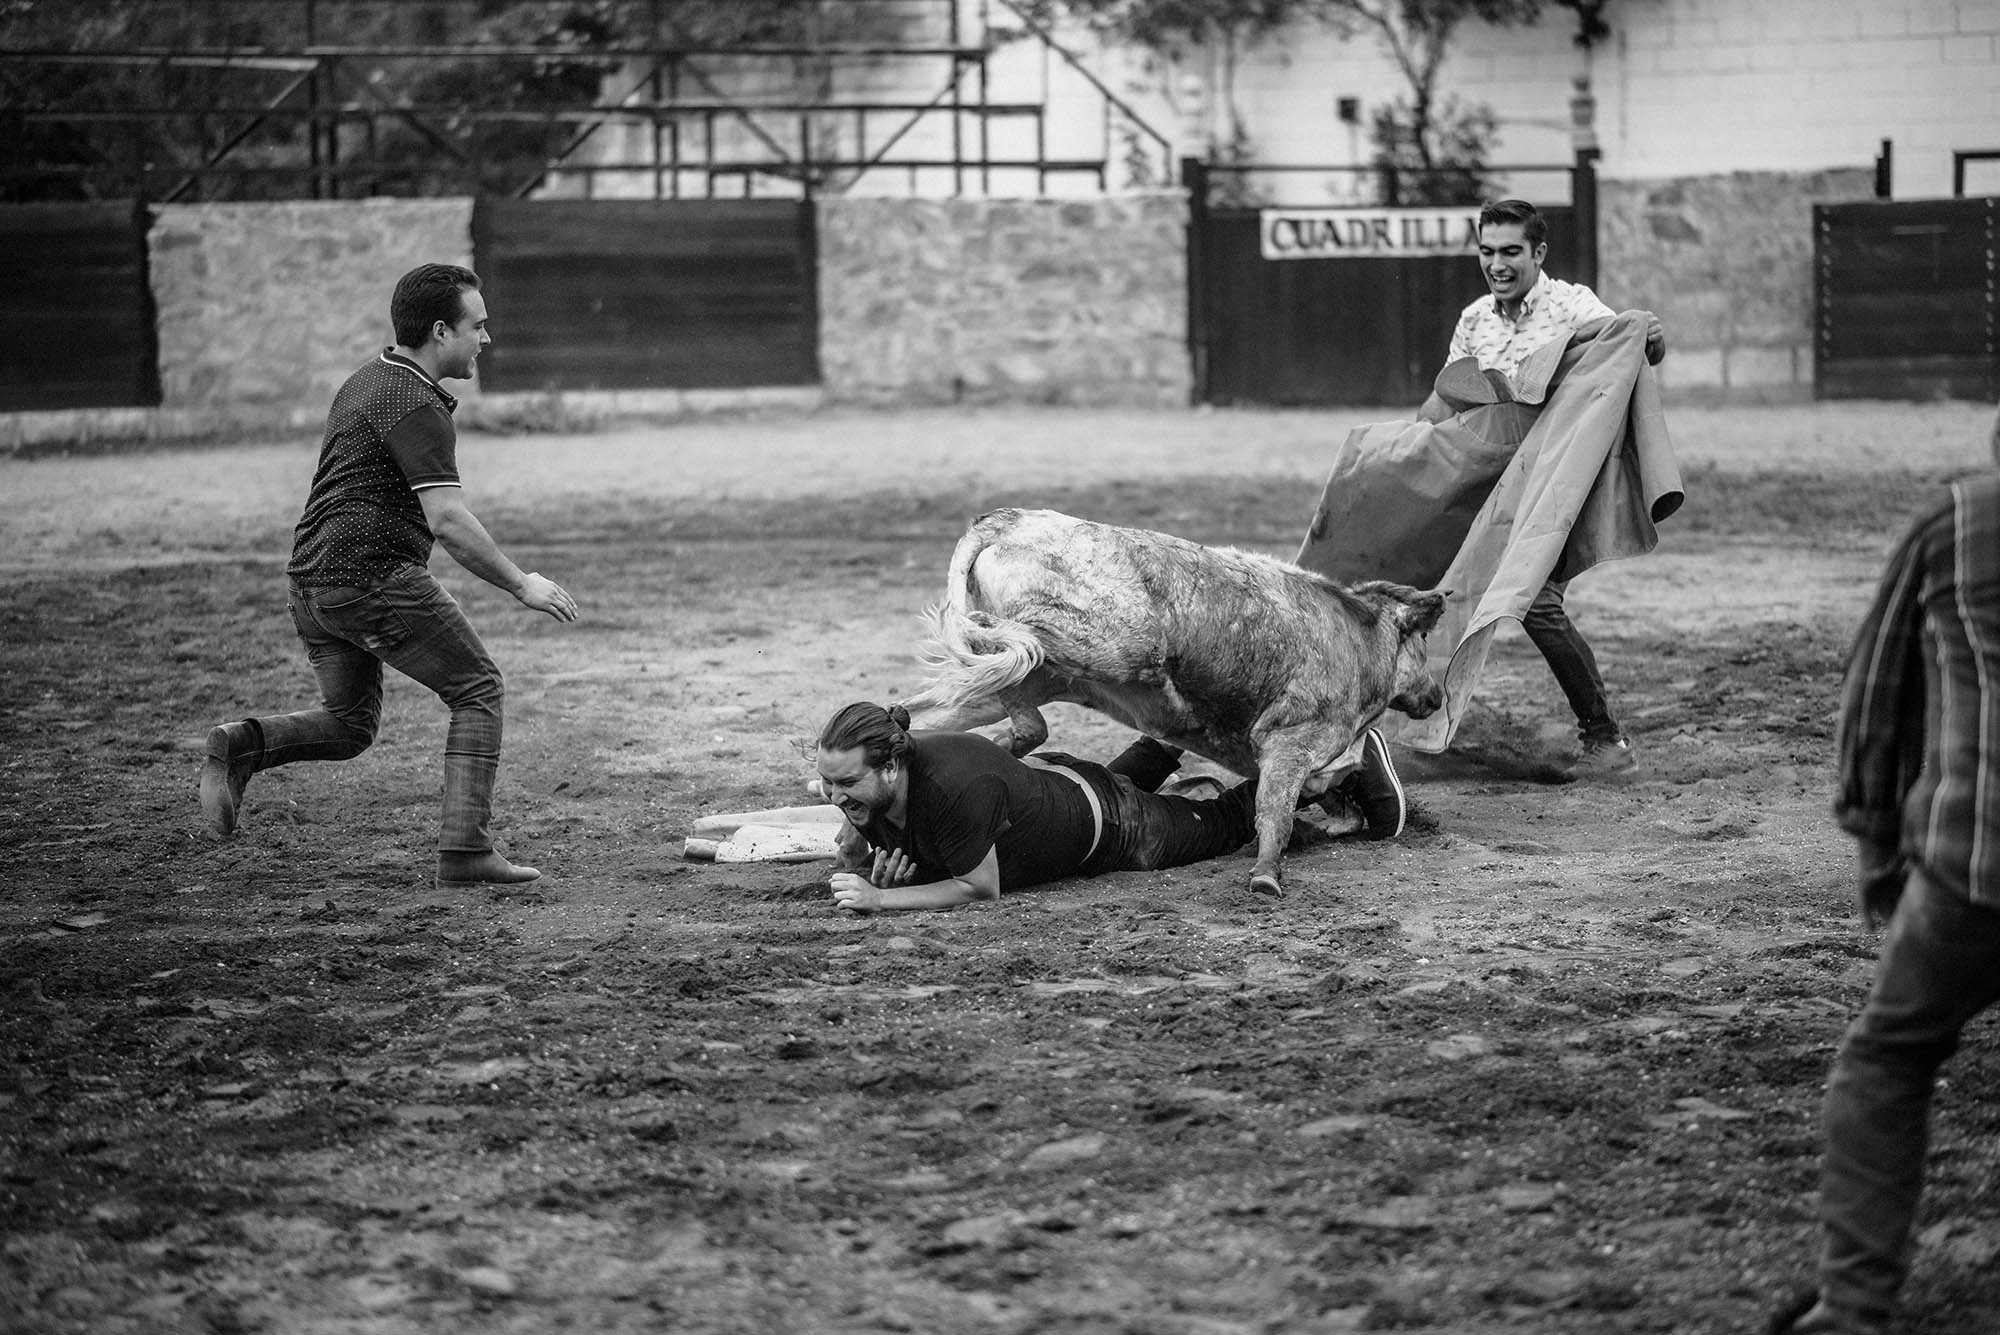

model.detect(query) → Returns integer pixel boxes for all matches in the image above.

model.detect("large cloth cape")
[1295,310,1684,753]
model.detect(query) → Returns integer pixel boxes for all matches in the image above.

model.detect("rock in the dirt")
[1424,1033,1493,1061]
[1483,1267,1586,1306]
[941,1212,1020,1249]
[459,1266,517,1297]
[1495,1184,1561,1213]
[1021,1132,1105,1170]
[1327,1196,1437,1231]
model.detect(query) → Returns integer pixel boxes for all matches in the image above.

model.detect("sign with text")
[1260,207,1481,261]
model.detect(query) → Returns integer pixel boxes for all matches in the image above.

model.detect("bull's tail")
[905,601,1047,712]
[898,519,1046,721]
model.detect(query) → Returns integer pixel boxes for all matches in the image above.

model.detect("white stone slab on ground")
[683,823,842,864]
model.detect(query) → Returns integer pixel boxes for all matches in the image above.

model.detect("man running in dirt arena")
[1769,412,2000,1335]
[813,702,1405,913]
[198,263,579,889]
[1444,198,1665,778]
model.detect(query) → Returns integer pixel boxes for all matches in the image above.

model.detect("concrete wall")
[1604,0,1998,199]
[817,194,1190,406]
[149,199,475,425]
[1599,167,1877,400]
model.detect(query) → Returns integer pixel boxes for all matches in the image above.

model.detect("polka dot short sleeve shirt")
[288,351,461,587]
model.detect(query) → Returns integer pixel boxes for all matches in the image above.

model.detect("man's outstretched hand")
[517,572,579,622]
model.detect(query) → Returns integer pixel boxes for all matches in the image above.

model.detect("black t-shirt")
[854,732,1098,891]
[288,351,461,587]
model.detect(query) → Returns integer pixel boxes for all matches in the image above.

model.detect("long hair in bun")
[818,702,911,768]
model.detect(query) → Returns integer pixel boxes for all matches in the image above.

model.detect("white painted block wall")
[1082,0,2000,201]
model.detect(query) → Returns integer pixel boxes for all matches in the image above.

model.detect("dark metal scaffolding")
[0,0,1173,201]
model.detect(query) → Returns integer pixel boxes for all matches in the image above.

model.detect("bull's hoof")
[1248,871,1284,899]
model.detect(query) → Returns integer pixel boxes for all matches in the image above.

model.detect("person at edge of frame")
[1769,410,2000,1335]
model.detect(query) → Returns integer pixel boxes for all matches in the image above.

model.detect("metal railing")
[0,1,1176,201]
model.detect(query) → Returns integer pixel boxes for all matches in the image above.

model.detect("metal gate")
[471,199,819,392]
[1185,160,1594,407]
[0,202,157,412]
[1814,197,1998,401]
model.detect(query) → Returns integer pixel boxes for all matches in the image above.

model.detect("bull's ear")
[1396,590,1449,634]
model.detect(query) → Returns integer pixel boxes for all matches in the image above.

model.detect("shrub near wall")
[817,194,1190,407]
[148,199,474,422]
[1599,169,1874,401]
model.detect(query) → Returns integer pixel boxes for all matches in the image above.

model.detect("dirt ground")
[3,399,1999,1335]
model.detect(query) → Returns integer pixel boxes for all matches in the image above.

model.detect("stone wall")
[148,199,475,422]
[1599,167,1876,400]
[817,194,1190,406]
[6,172,1898,450]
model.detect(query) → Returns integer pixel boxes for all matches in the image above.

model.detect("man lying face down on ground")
[811,702,1406,913]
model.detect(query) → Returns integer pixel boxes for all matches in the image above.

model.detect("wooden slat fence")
[1815,198,1998,401]
[471,199,819,392]
[0,202,157,412]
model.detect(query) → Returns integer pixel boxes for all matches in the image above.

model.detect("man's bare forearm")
[432,508,528,596]
[876,878,996,910]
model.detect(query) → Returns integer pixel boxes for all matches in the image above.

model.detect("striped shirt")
[1447,273,1615,382]
[1834,474,2000,905]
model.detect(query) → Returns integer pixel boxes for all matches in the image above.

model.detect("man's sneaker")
[1341,728,1406,840]
[1569,734,1638,779]
[199,721,260,836]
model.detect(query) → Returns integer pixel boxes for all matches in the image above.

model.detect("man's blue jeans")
[246,567,505,853]
[1521,578,1620,742]
[1817,867,2000,1324]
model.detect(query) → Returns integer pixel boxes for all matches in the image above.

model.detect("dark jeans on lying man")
[1032,738,1261,874]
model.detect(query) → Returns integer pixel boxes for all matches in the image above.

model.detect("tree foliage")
[1,0,1576,201]
[1017,0,1326,201]
[1033,0,1559,203]
[0,1,913,200]
[1020,0,1309,50]
[1319,1,1547,203]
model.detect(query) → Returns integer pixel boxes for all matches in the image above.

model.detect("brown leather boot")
[199,721,260,836]
[437,849,542,888]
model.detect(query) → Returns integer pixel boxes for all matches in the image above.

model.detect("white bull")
[899,508,1447,896]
